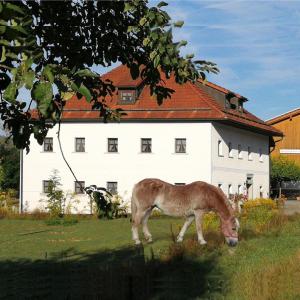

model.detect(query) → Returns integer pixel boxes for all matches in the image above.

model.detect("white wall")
[22,122,212,213]
[211,123,270,199]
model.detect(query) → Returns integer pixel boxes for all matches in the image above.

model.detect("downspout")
[19,149,23,213]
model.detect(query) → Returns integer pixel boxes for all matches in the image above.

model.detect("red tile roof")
[36,65,283,137]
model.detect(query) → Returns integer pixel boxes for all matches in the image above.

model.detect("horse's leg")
[142,207,153,242]
[177,215,195,242]
[194,210,207,245]
[131,209,144,245]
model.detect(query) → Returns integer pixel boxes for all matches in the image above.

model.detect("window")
[175,138,186,153]
[107,182,118,195]
[238,101,243,113]
[43,180,51,193]
[259,148,263,162]
[43,137,53,152]
[120,90,135,103]
[141,138,152,153]
[238,144,242,159]
[218,140,223,156]
[238,184,243,195]
[228,184,233,196]
[75,138,85,152]
[248,146,252,161]
[175,183,186,186]
[228,142,233,158]
[75,181,85,194]
[259,186,263,198]
[108,138,118,153]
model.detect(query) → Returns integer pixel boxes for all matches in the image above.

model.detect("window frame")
[43,180,51,193]
[107,138,118,153]
[107,181,118,195]
[75,137,85,152]
[141,138,152,153]
[74,181,85,194]
[238,144,242,159]
[218,140,223,157]
[43,137,53,152]
[248,146,253,161]
[175,138,186,153]
[119,90,135,103]
[259,148,263,162]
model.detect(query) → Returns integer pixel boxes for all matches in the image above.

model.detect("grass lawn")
[1,215,300,299]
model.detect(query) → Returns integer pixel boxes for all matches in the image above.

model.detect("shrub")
[243,198,277,211]
[240,198,286,235]
[92,192,128,219]
[44,170,66,217]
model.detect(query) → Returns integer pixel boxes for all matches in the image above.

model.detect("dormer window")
[238,100,243,112]
[119,89,136,104]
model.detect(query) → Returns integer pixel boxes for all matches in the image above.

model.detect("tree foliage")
[0,136,19,191]
[0,0,218,152]
[271,156,300,184]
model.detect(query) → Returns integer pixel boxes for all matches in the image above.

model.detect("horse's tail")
[130,186,138,223]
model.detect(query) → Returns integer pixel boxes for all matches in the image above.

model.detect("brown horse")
[131,179,239,246]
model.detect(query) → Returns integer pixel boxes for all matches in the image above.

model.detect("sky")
[162,0,300,120]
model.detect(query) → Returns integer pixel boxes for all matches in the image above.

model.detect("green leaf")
[153,55,160,68]
[24,70,35,89]
[71,82,92,102]
[74,69,97,78]
[0,46,5,63]
[5,3,25,15]
[3,82,17,103]
[42,65,54,83]
[174,20,184,27]
[139,17,147,26]
[0,26,6,35]
[157,1,168,8]
[31,81,53,117]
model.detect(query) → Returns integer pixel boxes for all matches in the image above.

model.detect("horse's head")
[221,217,239,247]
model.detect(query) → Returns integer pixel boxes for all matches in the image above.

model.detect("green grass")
[1,214,300,299]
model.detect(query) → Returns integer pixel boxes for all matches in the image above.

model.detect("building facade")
[267,108,300,165]
[20,65,282,213]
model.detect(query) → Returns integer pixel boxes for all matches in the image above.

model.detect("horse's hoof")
[134,240,142,246]
[176,237,183,243]
[199,240,207,245]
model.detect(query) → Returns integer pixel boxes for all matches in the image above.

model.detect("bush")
[92,192,128,219]
[243,198,277,211]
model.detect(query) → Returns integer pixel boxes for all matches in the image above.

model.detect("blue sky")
[163,0,300,120]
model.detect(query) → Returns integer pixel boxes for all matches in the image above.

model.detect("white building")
[20,65,282,213]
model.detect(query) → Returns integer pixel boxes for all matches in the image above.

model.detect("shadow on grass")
[0,245,225,300]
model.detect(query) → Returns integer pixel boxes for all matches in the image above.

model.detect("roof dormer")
[118,88,136,104]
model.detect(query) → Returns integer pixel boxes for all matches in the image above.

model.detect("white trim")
[280,149,300,154]
[265,107,300,122]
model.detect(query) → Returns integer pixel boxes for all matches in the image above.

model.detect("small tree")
[45,170,66,217]
[271,156,300,197]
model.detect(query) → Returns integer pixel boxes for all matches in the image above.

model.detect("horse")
[131,179,239,246]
